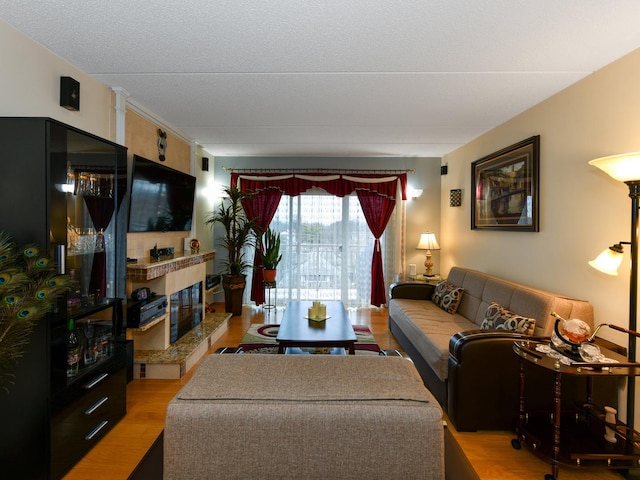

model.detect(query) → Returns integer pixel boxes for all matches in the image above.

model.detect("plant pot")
[222,274,246,316]
[263,269,277,283]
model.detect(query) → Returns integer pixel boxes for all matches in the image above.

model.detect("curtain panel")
[230,172,407,307]
[241,189,283,305]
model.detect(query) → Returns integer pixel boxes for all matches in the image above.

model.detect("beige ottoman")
[164,354,444,480]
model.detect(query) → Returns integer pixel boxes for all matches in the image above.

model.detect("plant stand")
[263,281,276,311]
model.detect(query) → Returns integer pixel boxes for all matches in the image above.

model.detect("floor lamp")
[588,152,640,432]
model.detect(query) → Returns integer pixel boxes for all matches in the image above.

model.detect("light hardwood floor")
[64,303,625,480]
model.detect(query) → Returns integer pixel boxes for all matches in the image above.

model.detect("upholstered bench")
[164,354,444,480]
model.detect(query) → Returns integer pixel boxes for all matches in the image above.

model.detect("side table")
[263,281,276,311]
[404,274,443,285]
[512,340,640,480]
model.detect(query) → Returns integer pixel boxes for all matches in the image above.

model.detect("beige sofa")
[164,354,444,480]
[389,266,617,431]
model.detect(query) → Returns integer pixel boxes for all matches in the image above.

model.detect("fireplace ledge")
[126,249,216,281]
[133,312,231,379]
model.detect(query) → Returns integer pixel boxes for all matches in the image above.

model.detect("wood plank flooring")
[63,302,626,480]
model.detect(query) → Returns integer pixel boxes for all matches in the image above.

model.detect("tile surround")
[126,249,215,281]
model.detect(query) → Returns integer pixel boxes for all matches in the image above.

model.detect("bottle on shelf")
[66,318,79,377]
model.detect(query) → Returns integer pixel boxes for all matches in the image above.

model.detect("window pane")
[266,193,374,307]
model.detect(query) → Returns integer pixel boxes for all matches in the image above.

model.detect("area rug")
[239,323,381,354]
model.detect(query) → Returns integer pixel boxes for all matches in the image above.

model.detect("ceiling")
[2,1,640,158]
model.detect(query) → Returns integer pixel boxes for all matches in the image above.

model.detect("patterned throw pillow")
[480,302,536,336]
[431,281,464,314]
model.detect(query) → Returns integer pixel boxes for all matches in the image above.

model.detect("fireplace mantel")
[127,249,215,281]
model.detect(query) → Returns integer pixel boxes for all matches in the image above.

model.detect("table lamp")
[417,232,440,277]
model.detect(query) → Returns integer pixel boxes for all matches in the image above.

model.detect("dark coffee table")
[276,301,357,354]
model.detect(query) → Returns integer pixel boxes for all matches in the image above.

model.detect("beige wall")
[125,110,190,173]
[0,19,116,141]
[441,47,640,424]
[124,110,195,259]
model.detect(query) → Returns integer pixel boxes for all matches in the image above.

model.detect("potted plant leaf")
[260,227,282,283]
[206,185,259,316]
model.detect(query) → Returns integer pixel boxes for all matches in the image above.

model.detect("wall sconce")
[407,186,423,199]
[588,151,640,430]
[450,189,462,207]
[416,232,440,277]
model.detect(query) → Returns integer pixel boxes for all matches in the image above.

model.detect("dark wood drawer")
[50,366,126,479]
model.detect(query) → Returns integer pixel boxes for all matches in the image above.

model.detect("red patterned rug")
[239,324,381,355]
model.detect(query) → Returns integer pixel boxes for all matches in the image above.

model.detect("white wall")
[0,19,115,141]
[194,146,216,276]
[441,47,640,424]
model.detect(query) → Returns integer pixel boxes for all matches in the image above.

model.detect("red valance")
[230,172,407,200]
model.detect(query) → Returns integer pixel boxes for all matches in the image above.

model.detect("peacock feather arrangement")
[0,233,72,391]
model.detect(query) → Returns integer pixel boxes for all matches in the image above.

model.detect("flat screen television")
[128,155,196,232]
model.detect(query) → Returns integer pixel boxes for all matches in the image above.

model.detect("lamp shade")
[588,244,624,276]
[417,232,440,250]
[589,153,640,182]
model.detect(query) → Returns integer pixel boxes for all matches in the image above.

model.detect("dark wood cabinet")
[0,118,128,479]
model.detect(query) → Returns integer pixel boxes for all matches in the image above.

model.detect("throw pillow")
[480,302,536,336]
[431,281,464,314]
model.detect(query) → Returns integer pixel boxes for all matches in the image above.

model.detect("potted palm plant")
[260,227,282,283]
[206,185,258,316]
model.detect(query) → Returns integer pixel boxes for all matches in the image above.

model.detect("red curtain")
[231,172,406,200]
[356,190,397,306]
[241,188,283,304]
[83,196,115,297]
[229,171,406,306]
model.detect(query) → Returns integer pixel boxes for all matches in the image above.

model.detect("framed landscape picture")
[471,136,540,231]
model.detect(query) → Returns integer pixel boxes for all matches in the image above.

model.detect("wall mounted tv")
[128,155,196,233]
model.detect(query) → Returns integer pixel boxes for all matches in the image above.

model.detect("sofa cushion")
[480,302,536,335]
[446,267,594,335]
[388,298,477,381]
[431,281,464,314]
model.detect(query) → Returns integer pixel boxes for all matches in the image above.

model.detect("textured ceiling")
[2,0,640,157]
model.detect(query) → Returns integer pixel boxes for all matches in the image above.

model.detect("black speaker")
[60,76,80,111]
[202,157,209,171]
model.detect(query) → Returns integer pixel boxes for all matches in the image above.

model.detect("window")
[245,190,399,308]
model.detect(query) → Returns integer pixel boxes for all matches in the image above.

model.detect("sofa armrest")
[447,331,530,431]
[447,330,619,432]
[449,329,547,361]
[389,282,435,301]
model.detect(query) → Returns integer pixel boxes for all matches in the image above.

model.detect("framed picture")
[471,136,540,231]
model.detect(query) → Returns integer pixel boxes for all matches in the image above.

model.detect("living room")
[2,3,640,479]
